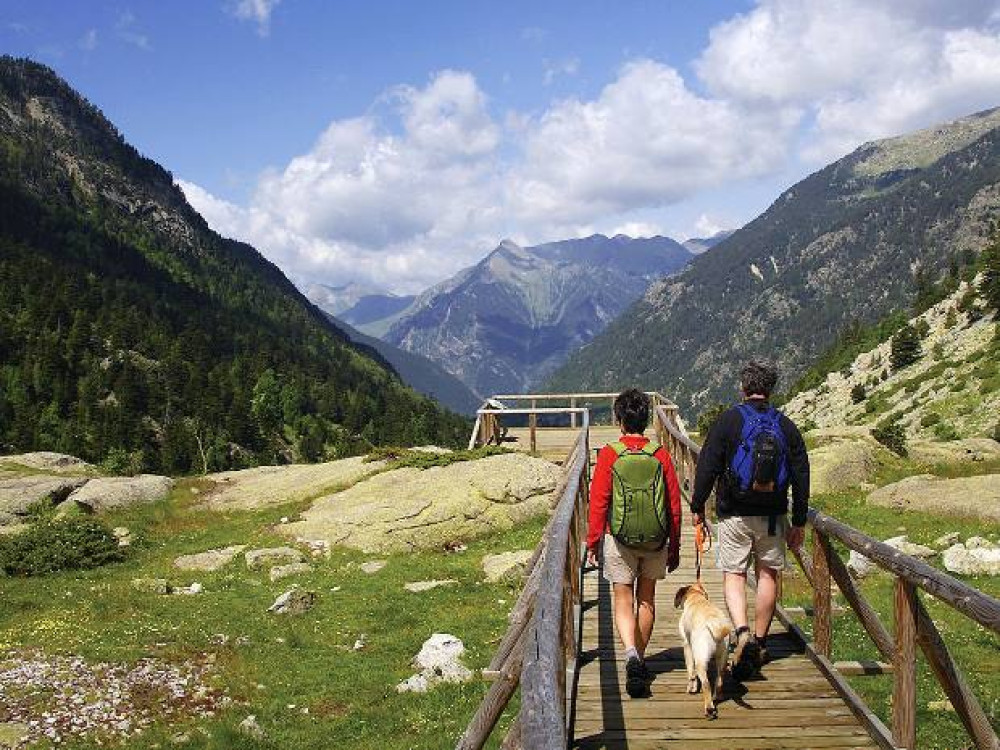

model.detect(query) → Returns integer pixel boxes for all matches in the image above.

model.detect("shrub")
[920,412,942,428]
[992,422,1000,444]
[696,403,728,436]
[933,421,959,441]
[0,518,125,576]
[850,383,866,404]
[944,308,958,329]
[100,447,145,476]
[932,341,945,360]
[872,418,908,457]
[890,324,922,371]
[914,319,930,339]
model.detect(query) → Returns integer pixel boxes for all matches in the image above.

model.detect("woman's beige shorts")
[716,515,787,573]
[601,533,669,584]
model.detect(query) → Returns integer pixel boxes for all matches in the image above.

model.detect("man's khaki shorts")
[602,533,669,584]
[717,515,787,574]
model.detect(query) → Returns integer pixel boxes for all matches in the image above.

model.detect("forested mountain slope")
[548,108,1000,412]
[0,57,467,473]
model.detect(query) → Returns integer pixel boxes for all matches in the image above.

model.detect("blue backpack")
[730,403,789,496]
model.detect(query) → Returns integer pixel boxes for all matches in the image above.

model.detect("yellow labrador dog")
[674,582,732,719]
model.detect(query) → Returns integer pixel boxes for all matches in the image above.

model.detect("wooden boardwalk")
[505,426,626,461]
[570,544,879,749]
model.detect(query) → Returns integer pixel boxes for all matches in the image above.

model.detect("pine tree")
[981,232,1000,312]
[890,324,921,371]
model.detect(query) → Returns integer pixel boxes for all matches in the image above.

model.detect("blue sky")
[4,1,1000,293]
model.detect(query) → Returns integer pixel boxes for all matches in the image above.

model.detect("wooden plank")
[892,579,917,750]
[832,660,894,676]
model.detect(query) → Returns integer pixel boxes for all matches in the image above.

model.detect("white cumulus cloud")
[229,0,281,36]
[697,0,1000,160]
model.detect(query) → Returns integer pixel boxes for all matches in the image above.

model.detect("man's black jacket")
[690,400,810,527]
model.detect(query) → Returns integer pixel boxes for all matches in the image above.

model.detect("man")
[690,361,809,680]
[586,388,682,698]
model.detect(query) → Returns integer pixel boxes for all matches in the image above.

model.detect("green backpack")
[608,441,669,550]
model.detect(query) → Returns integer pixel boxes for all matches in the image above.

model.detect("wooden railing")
[457,408,590,749]
[653,404,1000,750]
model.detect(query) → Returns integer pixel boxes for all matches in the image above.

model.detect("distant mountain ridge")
[322,313,480,415]
[547,107,1000,413]
[381,234,694,397]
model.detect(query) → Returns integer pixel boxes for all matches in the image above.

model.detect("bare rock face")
[267,588,316,615]
[65,475,174,512]
[806,428,887,495]
[907,439,1000,466]
[198,458,385,511]
[282,453,561,554]
[0,452,95,474]
[246,547,306,571]
[173,545,247,572]
[867,474,1000,522]
[482,549,533,583]
[0,476,89,525]
[269,562,313,582]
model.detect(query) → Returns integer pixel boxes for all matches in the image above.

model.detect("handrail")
[457,413,590,750]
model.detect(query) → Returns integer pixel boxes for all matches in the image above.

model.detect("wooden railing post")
[529,408,537,454]
[893,578,918,750]
[570,397,577,428]
[812,529,832,658]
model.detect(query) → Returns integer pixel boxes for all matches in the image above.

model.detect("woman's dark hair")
[740,360,779,398]
[613,388,650,433]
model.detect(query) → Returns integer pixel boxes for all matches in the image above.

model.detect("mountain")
[383,234,694,397]
[0,57,467,473]
[682,229,734,255]
[784,274,999,440]
[304,284,416,337]
[547,107,1000,413]
[302,281,377,316]
[322,313,480,415]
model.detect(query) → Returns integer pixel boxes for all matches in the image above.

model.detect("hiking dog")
[674,582,732,719]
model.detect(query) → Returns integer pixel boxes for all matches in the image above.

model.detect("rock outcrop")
[267,588,316,615]
[942,540,1000,576]
[396,633,472,693]
[198,457,385,511]
[807,428,887,494]
[866,474,1000,521]
[482,549,534,583]
[0,476,88,525]
[282,453,561,553]
[173,545,247,572]
[245,547,305,571]
[63,475,174,513]
[0,452,95,475]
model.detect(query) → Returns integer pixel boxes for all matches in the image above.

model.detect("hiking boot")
[625,656,647,698]
[732,632,761,681]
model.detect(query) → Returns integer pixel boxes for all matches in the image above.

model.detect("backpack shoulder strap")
[639,440,661,457]
[608,441,628,457]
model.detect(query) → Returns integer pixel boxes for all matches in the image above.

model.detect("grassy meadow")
[1,479,533,750]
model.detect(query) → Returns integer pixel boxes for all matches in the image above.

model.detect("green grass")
[781,489,1000,750]
[0,480,542,749]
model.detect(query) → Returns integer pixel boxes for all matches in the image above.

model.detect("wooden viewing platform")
[457,393,1000,750]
